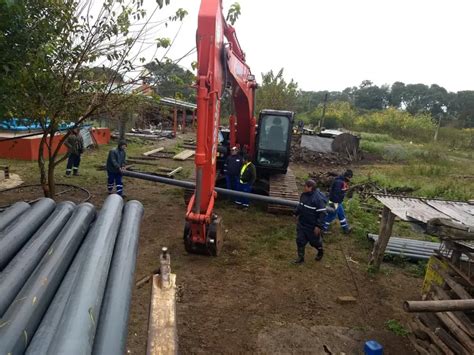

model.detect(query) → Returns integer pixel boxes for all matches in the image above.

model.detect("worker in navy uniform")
[223,146,242,191]
[293,179,328,264]
[323,169,353,234]
[64,127,84,176]
[236,154,256,208]
[106,140,127,197]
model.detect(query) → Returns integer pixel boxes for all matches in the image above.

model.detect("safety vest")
[240,162,251,184]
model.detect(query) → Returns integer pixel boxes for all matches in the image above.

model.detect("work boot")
[315,247,324,261]
[73,170,80,176]
[292,247,305,264]
[343,227,352,235]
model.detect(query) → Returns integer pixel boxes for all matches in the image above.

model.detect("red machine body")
[184,0,257,255]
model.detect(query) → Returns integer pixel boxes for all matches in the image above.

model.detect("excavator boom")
[184,0,294,255]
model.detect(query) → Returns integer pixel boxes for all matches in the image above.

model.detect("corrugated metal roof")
[159,97,197,110]
[425,200,474,226]
[374,194,474,226]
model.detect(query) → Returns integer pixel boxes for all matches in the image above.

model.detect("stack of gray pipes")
[0,194,144,354]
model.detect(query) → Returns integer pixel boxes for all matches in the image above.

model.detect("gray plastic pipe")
[48,194,124,354]
[0,201,30,232]
[0,201,76,316]
[25,220,95,354]
[0,198,56,269]
[0,203,96,354]
[123,170,299,208]
[93,200,144,355]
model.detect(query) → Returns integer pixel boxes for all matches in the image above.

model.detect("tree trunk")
[38,132,51,198]
[48,158,56,198]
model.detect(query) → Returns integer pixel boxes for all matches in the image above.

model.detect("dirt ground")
[120,174,421,354]
[0,138,422,354]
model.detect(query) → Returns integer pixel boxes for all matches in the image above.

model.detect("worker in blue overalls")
[106,140,127,197]
[236,154,256,208]
[223,146,242,191]
[293,179,328,264]
[323,169,353,234]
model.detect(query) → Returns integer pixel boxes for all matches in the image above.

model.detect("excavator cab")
[255,110,294,174]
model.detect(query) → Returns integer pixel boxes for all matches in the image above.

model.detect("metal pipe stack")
[0,195,144,355]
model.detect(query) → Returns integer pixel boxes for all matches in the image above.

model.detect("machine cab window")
[256,111,293,170]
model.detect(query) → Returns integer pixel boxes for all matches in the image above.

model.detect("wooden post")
[181,109,186,133]
[173,107,177,137]
[369,206,395,271]
[403,299,474,312]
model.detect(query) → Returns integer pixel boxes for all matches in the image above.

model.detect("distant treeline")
[296,80,474,128]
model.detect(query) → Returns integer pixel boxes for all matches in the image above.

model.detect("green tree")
[389,81,405,108]
[354,81,389,110]
[226,2,241,25]
[451,91,474,128]
[309,101,355,129]
[256,68,299,114]
[0,0,186,197]
[403,83,430,115]
[144,59,196,101]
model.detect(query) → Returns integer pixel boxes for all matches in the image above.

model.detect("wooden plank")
[444,259,474,287]
[143,147,164,156]
[407,334,430,355]
[431,291,474,338]
[434,309,474,350]
[413,317,454,355]
[166,167,183,178]
[146,274,177,355]
[173,149,195,161]
[434,327,470,355]
[433,266,472,299]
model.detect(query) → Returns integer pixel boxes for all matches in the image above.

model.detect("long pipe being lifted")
[122,170,299,208]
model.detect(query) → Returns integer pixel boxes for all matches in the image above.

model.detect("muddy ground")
[120,173,420,354]
[0,138,421,354]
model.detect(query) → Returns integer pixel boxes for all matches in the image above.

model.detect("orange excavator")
[183,0,298,255]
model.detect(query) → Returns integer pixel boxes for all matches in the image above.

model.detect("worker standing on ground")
[106,140,127,197]
[323,169,353,234]
[293,179,328,264]
[223,146,242,191]
[236,154,256,208]
[65,127,84,177]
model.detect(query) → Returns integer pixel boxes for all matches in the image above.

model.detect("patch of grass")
[357,157,474,200]
[385,319,410,337]
[405,260,428,278]
[344,194,378,244]
[250,224,294,253]
[359,132,396,143]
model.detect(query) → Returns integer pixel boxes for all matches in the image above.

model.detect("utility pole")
[319,92,329,131]
[434,114,442,142]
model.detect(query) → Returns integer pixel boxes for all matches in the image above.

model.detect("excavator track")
[268,168,300,214]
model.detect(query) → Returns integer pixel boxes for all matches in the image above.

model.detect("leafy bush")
[355,108,436,142]
[309,101,355,129]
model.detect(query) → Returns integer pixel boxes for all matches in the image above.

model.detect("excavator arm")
[184,0,257,255]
